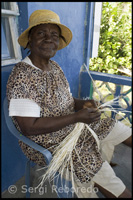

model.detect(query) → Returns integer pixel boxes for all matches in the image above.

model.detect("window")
[1,2,22,66]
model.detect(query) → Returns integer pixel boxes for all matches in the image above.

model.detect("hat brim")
[18,22,72,50]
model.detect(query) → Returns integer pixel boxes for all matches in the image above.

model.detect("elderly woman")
[6,10,131,198]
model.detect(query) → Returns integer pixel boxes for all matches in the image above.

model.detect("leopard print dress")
[6,60,116,183]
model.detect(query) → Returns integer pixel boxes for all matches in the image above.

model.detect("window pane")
[1,2,11,10]
[1,17,15,60]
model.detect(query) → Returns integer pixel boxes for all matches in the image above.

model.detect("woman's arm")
[15,107,101,136]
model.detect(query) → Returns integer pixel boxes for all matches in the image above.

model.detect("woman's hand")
[83,99,98,109]
[76,107,101,124]
[74,98,99,111]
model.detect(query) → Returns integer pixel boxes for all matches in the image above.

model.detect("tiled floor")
[2,143,132,198]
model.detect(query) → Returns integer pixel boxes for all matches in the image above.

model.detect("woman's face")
[28,24,60,59]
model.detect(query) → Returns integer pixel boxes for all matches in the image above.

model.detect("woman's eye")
[52,33,59,39]
[38,31,45,35]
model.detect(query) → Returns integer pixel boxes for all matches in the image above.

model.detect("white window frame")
[1,2,22,66]
[92,2,102,58]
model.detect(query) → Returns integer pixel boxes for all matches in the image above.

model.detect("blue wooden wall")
[2,2,93,192]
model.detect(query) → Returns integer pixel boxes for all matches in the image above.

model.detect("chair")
[3,97,73,198]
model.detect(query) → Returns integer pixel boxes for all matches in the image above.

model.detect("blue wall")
[2,2,92,192]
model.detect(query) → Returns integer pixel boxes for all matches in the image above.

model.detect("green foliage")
[89,2,132,76]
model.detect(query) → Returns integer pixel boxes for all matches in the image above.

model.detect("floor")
[2,143,132,198]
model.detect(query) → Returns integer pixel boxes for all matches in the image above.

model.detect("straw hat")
[18,9,73,50]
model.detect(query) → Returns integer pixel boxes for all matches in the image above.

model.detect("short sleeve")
[9,98,40,117]
[6,62,43,115]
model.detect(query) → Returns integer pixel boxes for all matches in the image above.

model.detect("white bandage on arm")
[9,98,41,117]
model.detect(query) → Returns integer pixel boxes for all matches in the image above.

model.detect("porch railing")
[79,70,132,127]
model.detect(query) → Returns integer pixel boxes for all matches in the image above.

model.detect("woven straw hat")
[18,9,72,50]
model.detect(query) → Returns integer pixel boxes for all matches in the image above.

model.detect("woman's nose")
[44,32,51,41]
